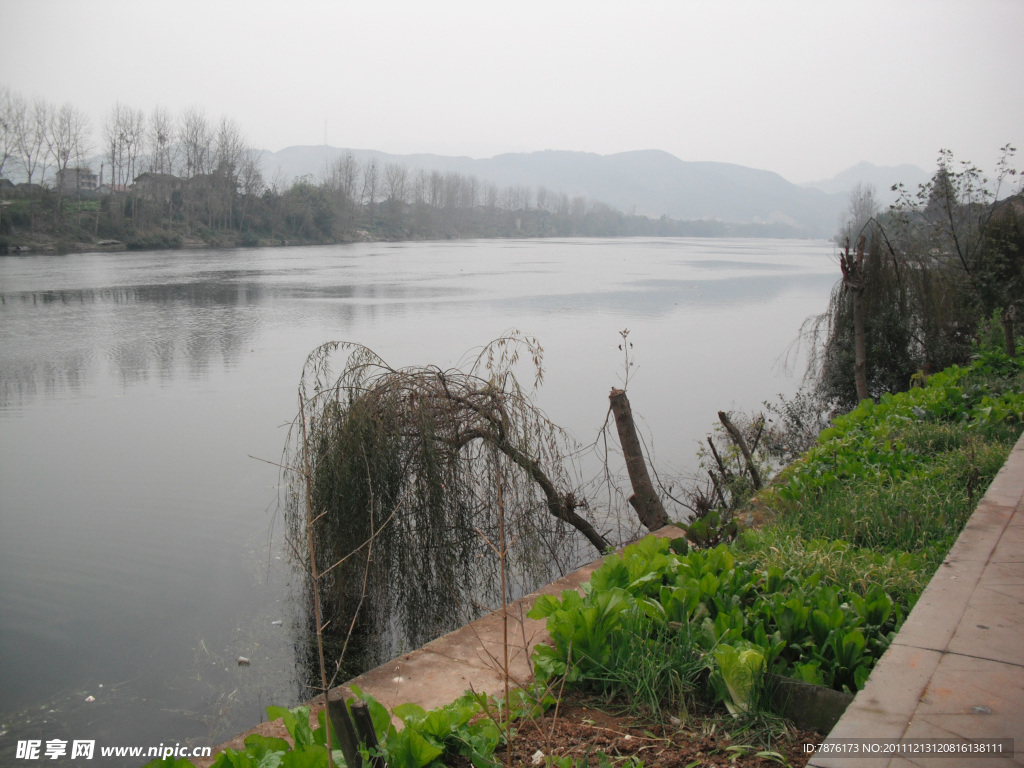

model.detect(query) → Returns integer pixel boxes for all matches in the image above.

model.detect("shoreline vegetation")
[0,86,819,257]
[0,182,810,257]
[0,86,815,257]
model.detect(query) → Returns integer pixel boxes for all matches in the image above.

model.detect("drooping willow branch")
[455,424,609,552]
[282,334,608,682]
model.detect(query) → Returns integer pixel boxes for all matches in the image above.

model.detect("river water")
[0,237,836,761]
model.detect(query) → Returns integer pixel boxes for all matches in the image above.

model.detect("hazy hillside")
[260,146,850,236]
[802,161,931,206]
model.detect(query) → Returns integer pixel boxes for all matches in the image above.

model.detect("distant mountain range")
[802,161,932,203]
[259,146,930,238]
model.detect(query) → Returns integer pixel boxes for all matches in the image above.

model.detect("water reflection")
[1,278,484,409]
[505,273,834,316]
[2,283,261,402]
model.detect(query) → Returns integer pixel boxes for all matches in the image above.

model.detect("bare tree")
[410,168,428,206]
[836,198,877,403]
[0,86,15,233]
[516,184,532,211]
[427,170,443,208]
[837,183,878,247]
[48,102,92,215]
[141,106,181,227]
[325,153,360,233]
[441,172,462,210]
[237,146,265,231]
[338,153,361,207]
[460,174,479,209]
[179,107,213,231]
[535,185,550,213]
[381,162,409,233]
[360,158,379,226]
[103,102,145,189]
[147,106,179,175]
[102,103,145,228]
[11,94,52,229]
[383,162,407,203]
[11,94,51,186]
[213,116,247,228]
[555,193,570,218]
[483,181,499,210]
[179,107,212,180]
[0,85,15,181]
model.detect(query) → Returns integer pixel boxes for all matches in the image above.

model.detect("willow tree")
[283,334,610,687]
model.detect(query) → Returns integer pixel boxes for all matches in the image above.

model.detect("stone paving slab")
[908,653,1024,742]
[994,521,1024,562]
[891,557,986,653]
[946,570,1024,669]
[331,648,512,713]
[944,498,1014,561]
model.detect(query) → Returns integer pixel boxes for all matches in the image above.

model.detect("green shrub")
[530,537,905,698]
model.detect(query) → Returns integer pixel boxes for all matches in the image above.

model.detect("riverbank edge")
[198,425,1024,766]
[0,231,426,256]
[194,527,683,767]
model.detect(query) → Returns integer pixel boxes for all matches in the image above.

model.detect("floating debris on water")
[237,657,251,666]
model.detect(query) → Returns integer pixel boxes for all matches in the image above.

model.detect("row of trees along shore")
[0,85,802,251]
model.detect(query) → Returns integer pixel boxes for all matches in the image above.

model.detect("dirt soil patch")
[450,692,820,768]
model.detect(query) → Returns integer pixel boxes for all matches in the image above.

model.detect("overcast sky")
[2,0,1021,184]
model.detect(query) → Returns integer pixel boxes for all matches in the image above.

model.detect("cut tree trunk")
[841,236,870,403]
[1002,306,1017,358]
[853,286,868,401]
[609,388,670,531]
[717,410,762,491]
